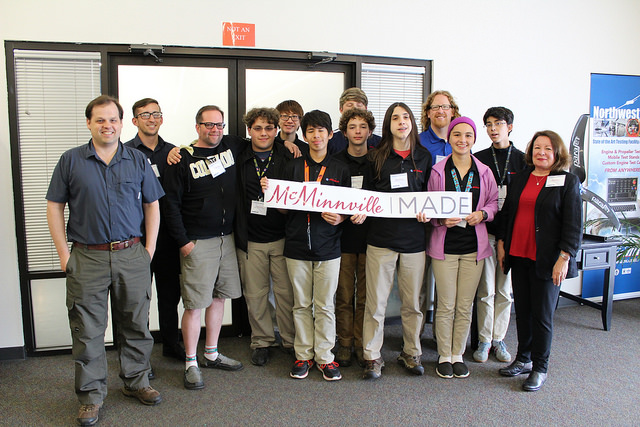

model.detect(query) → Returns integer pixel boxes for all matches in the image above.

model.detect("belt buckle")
[109,240,122,251]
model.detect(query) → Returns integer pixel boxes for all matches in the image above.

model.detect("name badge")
[546,175,566,187]
[390,173,409,189]
[250,200,267,216]
[151,164,160,178]
[498,185,507,210]
[456,219,468,228]
[436,155,447,164]
[207,157,226,178]
[351,175,364,189]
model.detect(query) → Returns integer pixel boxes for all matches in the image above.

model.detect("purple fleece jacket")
[427,154,499,261]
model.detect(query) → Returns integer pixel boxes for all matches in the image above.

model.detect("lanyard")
[304,161,326,250]
[252,151,273,201]
[253,151,273,179]
[451,168,474,192]
[491,144,512,186]
[304,161,326,183]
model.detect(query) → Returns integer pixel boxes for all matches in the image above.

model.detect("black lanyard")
[304,161,326,250]
[491,144,512,186]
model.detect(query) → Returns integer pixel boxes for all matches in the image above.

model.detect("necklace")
[533,174,546,186]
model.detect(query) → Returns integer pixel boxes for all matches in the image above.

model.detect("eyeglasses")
[251,126,276,132]
[429,104,452,111]
[199,122,226,129]
[484,121,507,129]
[280,114,299,122]
[136,112,163,119]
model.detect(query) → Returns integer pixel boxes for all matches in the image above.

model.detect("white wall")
[1,0,639,350]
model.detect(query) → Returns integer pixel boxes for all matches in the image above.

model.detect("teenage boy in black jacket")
[235,108,295,367]
[332,108,375,368]
[473,106,526,364]
[265,110,350,381]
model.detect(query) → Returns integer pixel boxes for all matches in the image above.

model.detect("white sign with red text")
[264,179,472,218]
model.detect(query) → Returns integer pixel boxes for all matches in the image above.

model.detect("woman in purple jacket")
[427,117,498,379]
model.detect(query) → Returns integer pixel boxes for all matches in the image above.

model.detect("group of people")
[46,88,581,427]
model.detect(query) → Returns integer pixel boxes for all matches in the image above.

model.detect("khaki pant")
[335,253,366,349]
[432,252,484,357]
[362,246,425,360]
[286,257,340,364]
[237,239,295,349]
[476,235,512,343]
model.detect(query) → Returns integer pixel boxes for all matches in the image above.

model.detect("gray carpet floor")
[1,298,640,426]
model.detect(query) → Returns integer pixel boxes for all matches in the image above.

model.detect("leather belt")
[73,237,141,252]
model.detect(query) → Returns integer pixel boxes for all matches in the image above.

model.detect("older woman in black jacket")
[496,130,581,392]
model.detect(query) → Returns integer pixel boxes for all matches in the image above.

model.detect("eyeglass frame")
[429,104,452,111]
[136,111,163,119]
[484,121,508,129]
[280,114,300,122]
[199,122,226,130]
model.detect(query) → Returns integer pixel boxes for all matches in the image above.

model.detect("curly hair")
[420,90,460,130]
[338,108,376,134]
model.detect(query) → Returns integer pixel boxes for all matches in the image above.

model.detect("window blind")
[14,50,101,271]
[361,63,426,133]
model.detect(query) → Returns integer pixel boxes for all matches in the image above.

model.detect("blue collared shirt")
[46,140,165,244]
[419,127,452,165]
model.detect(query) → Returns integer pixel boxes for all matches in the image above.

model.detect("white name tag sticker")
[546,175,566,187]
[151,164,160,178]
[390,173,409,189]
[207,157,226,178]
[351,175,364,189]
[498,185,507,210]
[250,200,267,216]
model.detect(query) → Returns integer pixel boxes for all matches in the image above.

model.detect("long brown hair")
[370,102,420,180]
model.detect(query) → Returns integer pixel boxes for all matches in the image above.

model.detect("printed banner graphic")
[264,179,472,218]
[584,73,640,298]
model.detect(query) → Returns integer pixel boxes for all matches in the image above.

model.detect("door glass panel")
[118,65,229,145]
[245,69,345,137]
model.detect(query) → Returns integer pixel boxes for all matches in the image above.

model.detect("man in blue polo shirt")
[46,95,165,426]
[419,90,460,165]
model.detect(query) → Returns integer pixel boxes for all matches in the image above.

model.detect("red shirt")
[509,174,546,260]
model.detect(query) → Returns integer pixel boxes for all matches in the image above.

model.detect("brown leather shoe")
[121,385,162,406]
[76,403,102,426]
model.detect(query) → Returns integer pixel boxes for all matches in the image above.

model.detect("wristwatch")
[481,210,488,221]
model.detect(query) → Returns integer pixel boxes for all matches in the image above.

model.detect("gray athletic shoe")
[473,341,491,363]
[184,366,204,390]
[201,353,244,371]
[493,340,512,363]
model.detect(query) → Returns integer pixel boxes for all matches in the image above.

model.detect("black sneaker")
[436,362,453,379]
[335,345,352,367]
[290,359,313,379]
[453,362,469,378]
[317,361,342,381]
[251,347,270,366]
